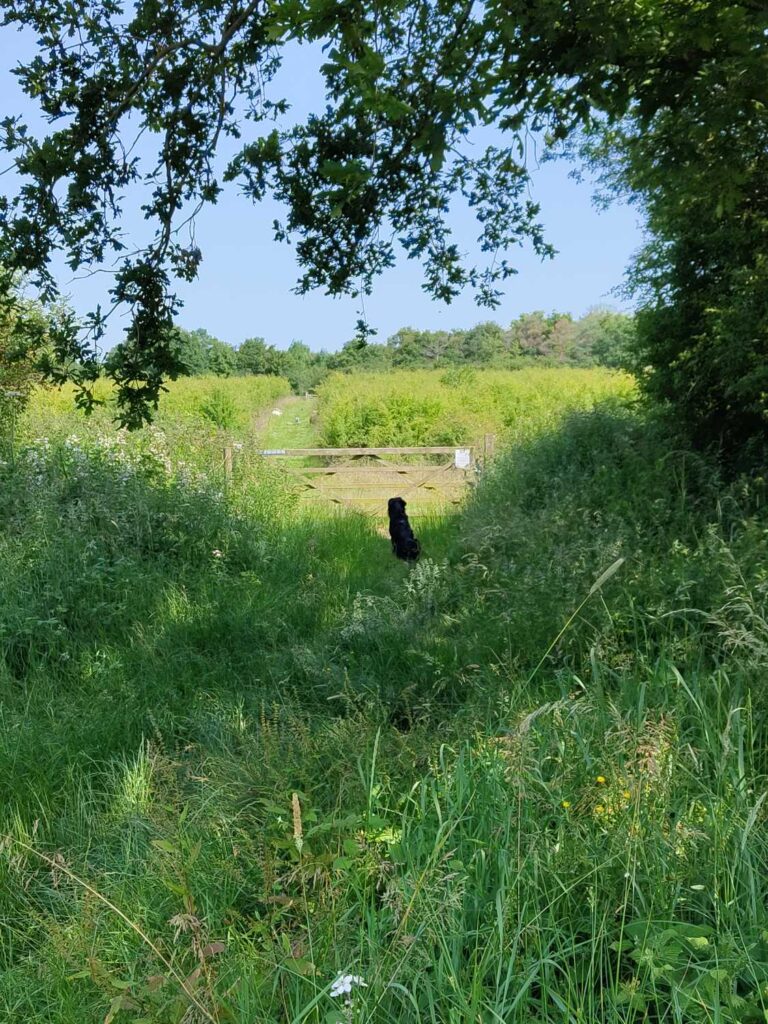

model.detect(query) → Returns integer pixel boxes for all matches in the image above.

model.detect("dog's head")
[388,496,407,516]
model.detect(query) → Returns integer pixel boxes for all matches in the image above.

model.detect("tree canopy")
[579,29,768,452]
[152,307,633,389]
[0,1,766,445]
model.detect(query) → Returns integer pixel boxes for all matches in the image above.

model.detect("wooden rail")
[257,446,472,457]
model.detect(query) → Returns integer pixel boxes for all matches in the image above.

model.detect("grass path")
[3,402,767,1024]
[254,394,319,448]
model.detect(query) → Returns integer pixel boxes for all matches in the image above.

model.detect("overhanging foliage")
[0,1,766,439]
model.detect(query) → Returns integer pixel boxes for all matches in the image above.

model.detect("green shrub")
[199,387,237,429]
[317,367,635,447]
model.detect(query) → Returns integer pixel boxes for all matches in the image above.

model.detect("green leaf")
[429,147,445,174]
[151,839,177,854]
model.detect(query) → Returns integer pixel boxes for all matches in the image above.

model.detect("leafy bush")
[23,373,290,442]
[317,367,635,447]
[0,274,51,439]
[199,387,237,430]
[582,61,768,456]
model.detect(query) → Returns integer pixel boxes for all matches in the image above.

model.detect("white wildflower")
[330,974,367,998]
[212,549,224,559]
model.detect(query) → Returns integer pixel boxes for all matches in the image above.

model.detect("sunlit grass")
[22,373,291,441]
[257,394,319,449]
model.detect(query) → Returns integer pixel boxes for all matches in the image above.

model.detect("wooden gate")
[238,440,494,516]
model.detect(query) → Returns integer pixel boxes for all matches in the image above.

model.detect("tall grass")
[19,374,291,474]
[1,388,767,1022]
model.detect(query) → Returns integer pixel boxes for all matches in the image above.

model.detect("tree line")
[149,308,634,393]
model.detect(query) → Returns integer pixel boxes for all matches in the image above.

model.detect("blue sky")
[0,25,644,354]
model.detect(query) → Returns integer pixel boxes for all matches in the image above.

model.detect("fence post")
[483,434,496,465]
[223,446,233,483]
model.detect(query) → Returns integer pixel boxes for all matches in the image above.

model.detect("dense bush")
[0,273,53,436]
[581,42,768,456]
[317,367,635,447]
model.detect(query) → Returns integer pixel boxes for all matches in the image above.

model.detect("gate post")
[483,434,496,464]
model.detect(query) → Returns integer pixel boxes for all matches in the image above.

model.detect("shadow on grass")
[1,404,766,810]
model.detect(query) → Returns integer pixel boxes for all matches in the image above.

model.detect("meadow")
[1,369,767,1023]
[19,373,292,476]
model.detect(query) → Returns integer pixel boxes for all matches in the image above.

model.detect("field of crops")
[317,367,635,447]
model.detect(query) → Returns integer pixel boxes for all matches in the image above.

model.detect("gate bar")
[258,446,474,457]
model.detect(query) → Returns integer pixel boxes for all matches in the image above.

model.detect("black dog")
[388,497,420,561]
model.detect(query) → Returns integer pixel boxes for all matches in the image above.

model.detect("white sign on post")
[454,448,471,469]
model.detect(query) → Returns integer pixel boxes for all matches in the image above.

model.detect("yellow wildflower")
[595,804,606,814]
[596,776,606,784]
[561,800,571,809]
